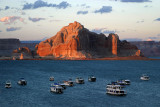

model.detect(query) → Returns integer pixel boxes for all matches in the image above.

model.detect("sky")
[0,0,160,41]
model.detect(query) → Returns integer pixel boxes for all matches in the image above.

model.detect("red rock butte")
[35,21,142,59]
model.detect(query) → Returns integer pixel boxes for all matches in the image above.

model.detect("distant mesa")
[35,21,142,59]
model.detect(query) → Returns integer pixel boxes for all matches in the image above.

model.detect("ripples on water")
[0,60,160,107]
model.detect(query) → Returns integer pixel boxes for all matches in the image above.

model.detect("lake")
[0,60,160,107]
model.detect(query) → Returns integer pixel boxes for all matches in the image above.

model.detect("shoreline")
[0,56,160,61]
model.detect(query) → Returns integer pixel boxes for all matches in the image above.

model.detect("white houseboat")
[88,75,96,82]
[49,76,54,81]
[50,86,63,93]
[140,74,150,80]
[18,78,27,85]
[75,77,84,84]
[106,84,127,96]
[5,81,12,88]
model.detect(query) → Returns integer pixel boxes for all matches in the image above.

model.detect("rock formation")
[36,21,142,59]
[12,47,33,59]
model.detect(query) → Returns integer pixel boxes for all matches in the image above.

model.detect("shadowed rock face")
[12,47,33,59]
[0,39,20,57]
[36,21,142,59]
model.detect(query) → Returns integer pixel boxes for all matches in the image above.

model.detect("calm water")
[0,60,160,107]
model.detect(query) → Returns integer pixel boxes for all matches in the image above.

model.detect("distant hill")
[21,41,41,43]
[130,41,160,57]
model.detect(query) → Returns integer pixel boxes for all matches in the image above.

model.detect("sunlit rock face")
[36,21,142,59]
[108,34,119,56]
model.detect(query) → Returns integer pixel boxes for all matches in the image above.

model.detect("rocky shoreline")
[0,56,159,61]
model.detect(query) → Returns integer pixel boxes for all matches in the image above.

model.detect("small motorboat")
[17,78,27,85]
[88,75,96,82]
[49,76,54,81]
[140,74,150,80]
[50,85,63,94]
[75,77,84,84]
[5,81,12,88]
[124,80,131,85]
[106,84,127,96]
[64,79,74,86]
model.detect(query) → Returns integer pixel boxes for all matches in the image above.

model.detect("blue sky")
[0,0,160,41]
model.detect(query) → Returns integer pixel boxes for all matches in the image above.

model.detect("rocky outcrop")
[36,21,142,59]
[12,47,33,59]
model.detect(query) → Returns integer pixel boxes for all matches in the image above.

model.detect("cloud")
[0,16,24,24]
[144,5,152,8]
[111,0,152,2]
[28,17,45,22]
[77,11,88,15]
[22,0,70,10]
[49,19,62,22]
[6,27,21,32]
[94,6,112,14]
[80,4,90,8]
[21,12,26,15]
[155,18,160,21]
[121,0,151,2]
[5,6,10,10]
[137,19,144,23]
[91,28,116,34]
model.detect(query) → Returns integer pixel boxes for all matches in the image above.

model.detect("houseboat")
[106,84,127,96]
[5,81,12,88]
[49,76,54,81]
[140,74,150,80]
[64,79,74,86]
[88,75,96,82]
[50,86,63,93]
[75,77,84,84]
[53,83,66,89]
[18,78,27,85]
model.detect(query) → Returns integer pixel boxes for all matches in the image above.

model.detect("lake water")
[0,60,160,107]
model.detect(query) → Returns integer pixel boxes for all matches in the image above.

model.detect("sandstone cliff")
[36,21,142,59]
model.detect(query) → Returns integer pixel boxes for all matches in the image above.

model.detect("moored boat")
[106,84,127,96]
[124,80,130,85]
[75,77,84,84]
[49,76,54,81]
[18,78,27,85]
[140,74,150,80]
[88,75,96,82]
[5,81,12,88]
[64,79,74,86]
[50,85,63,94]
[53,83,66,89]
